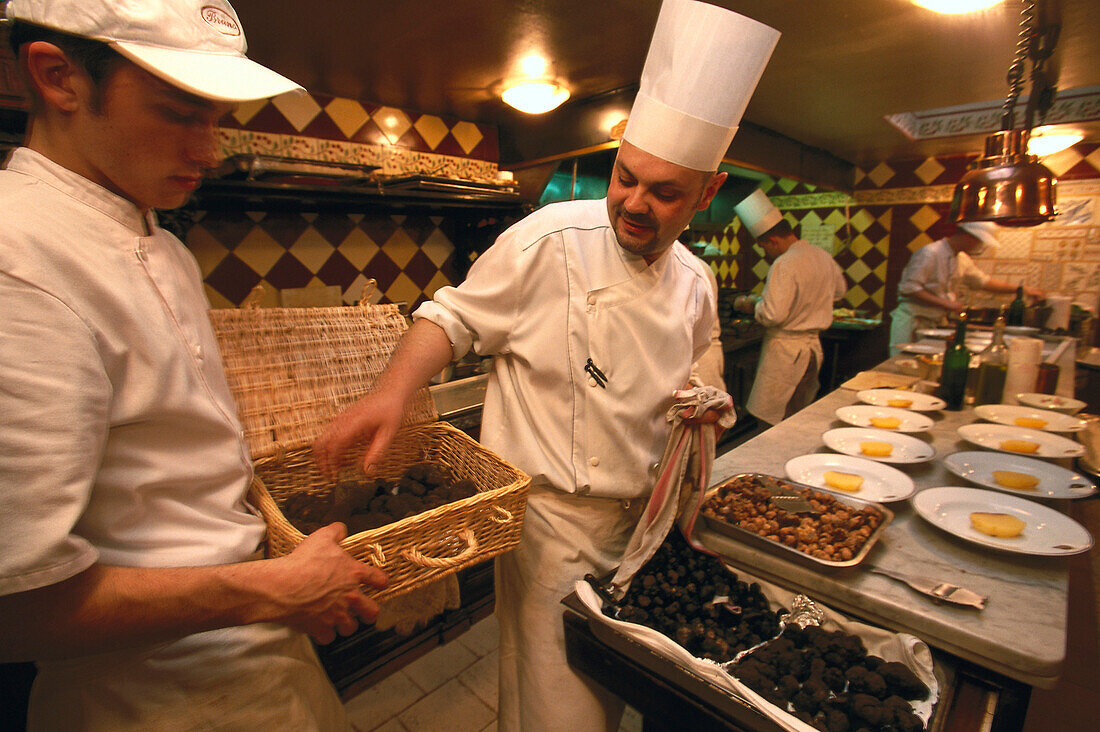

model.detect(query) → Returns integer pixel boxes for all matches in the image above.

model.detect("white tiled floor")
[343,613,643,732]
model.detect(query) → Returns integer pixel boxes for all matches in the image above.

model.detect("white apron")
[746,330,821,426]
[28,623,347,731]
[888,301,943,355]
[496,485,644,732]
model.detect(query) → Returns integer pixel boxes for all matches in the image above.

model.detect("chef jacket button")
[586,295,596,306]
[588,377,598,387]
[589,456,600,467]
[193,345,204,359]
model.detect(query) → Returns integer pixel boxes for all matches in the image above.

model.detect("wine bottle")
[939,314,970,410]
[1006,285,1026,326]
[974,314,1008,405]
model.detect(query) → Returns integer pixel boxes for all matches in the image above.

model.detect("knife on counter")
[871,567,987,610]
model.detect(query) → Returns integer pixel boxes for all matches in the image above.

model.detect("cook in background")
[312,1,776,728]
[888,221,1045,354]
[0,1,386,729]
[733,189,848,427]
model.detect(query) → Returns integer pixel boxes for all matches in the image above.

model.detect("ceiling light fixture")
[951,0,1059,227]
[1027,126,1085,157]
[911,0,1003,13]
[501,79,570,114]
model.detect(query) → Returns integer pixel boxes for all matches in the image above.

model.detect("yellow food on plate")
[969,512,1026,538]
[860,441,894,457]
[886,399,912,408]
[999,439,1040,454]
[991,470,1040,491]
[1013,417,1048,430]
[823,471,864,492]
[870,416,902,429]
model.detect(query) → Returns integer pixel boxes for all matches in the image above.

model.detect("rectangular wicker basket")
[209,302,530,603]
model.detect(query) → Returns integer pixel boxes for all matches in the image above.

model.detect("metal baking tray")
[700,473,893,568]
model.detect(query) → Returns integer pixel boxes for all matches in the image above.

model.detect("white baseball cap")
[5,0,304,102]
[958,221,1000,254]
[622,0,780,172]
[733,189,783,239]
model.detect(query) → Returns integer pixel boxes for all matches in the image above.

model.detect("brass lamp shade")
[952,129,1057,227]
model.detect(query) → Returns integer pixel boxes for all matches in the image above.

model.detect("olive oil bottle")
[974,314,1008,405]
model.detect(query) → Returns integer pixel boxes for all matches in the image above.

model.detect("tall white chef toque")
[733,188,783,238]
[621,0,780,173]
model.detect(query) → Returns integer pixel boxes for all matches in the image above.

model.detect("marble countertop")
[702,366,1082,689]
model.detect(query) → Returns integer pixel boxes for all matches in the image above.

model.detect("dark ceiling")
[231,0,1100,172]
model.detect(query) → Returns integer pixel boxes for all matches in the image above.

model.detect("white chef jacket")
[415,197,715,731]
[889,238,991,349]
[746,240,846,425]
[0,148,345,730]
[415,197,716,499]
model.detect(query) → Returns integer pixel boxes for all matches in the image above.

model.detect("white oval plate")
[835,405,934,433]
[911,486,1093,556]
[896,342,942,355]
[785,453,917,502]
[1015,392,1087,415]
[856,389,946,412]
[942,451,1096,500]
[822,427,935,464]
[1005,326,1041,335]
[973,404,1086,432]
[915,328,954,339]
[956,423,1085,459]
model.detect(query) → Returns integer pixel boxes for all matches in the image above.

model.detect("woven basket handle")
[402,528,478,568]
[358,278,379,307]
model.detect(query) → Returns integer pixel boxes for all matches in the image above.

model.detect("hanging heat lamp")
[951,0,1061,227]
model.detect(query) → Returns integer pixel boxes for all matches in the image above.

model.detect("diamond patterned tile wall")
[187,210,466,310]
[691,144,1100,320]
[221,90,499,163]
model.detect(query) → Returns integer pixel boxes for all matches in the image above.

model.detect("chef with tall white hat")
[734,189,848,426]
[313,1,778,729]
[889,221,1044,353]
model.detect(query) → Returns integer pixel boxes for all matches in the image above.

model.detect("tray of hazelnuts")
[701,474,892,568]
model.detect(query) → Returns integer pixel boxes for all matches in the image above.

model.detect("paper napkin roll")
[1001,337,1043,405]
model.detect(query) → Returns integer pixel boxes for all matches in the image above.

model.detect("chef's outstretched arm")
[313,319,455,478]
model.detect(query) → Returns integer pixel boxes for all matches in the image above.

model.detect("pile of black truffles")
[607,532,783,663]
[733,624,929,732]
[280,461,478,535]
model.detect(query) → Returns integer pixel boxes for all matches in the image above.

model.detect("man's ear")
[697,171,727,211]
[22,41,82,113]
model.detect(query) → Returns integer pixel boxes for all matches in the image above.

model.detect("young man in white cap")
[732,189,848,426]
[0,2,388,729]
[889,221,1044,353]
[313,1,777,728]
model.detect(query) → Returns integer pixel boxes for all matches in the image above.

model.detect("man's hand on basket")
[273,523,389,644]
[313,390,406,480]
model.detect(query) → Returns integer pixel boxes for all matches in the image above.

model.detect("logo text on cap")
[201,6,241,36]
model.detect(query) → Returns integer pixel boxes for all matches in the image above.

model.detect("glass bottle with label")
[974,314,1008,405]
[1006,285,1026,326]
[939,314,970,410]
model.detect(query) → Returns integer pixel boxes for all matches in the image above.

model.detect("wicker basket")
[209,302,530,603]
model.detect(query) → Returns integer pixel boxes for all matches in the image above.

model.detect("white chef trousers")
[496,484,645,732]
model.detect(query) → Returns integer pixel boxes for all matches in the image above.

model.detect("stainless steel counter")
[701,362,1080,689]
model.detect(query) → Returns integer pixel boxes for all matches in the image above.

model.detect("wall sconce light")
[951,0,1059,227]
[1027,126,1084,157]
[501,79,570,114]
[911,0,1003,13]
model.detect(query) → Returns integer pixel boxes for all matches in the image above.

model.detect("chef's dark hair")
[757,218,793,241]
[7,20,123,113]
